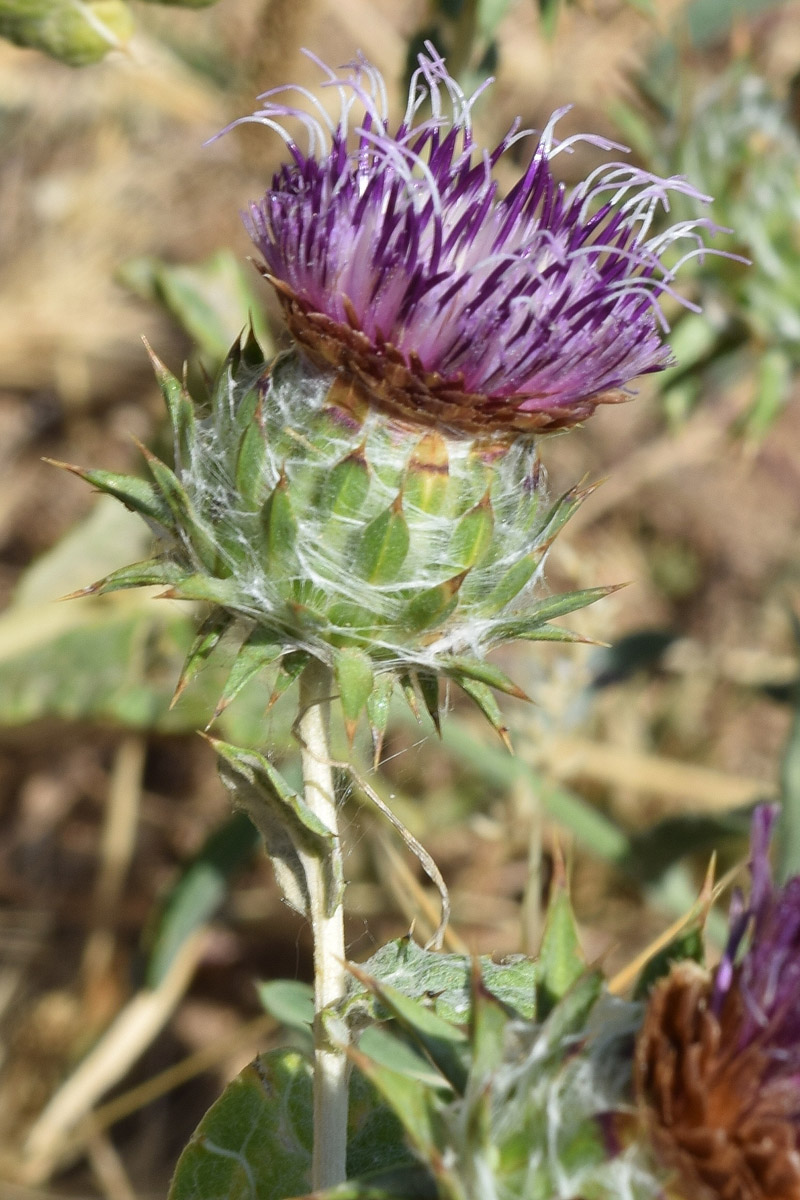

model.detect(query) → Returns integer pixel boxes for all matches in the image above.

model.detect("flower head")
[636,806,800,1200]
[238,45,720,434]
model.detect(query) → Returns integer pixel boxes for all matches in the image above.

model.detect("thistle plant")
[63,44,727,1194]
[637,805,800,1200]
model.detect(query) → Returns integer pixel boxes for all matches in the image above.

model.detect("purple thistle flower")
[712,805,800,1092]
[637,805,800,1200]
[234,45,722,434]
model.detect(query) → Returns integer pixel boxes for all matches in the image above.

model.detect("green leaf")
[442,655,527,699]
[478,554,538,616]
[345,937,536,1025]
[402,432,450,515]
[448,491,493,569]
[633,923,706,999]
[334,647,375,740]
[119,250,272,365]
[214,630,283,717]
[256,979,314,1039]
[141,447,220,572]
[146,813,258,988]
[455,677,510,751]
[168,1049,313,1200]
[366,673,395,765]
[55,465,172,531]
[235,416,269,510]
[213,739,339,917]
[165,573,240,606]
[173,609,234,707]
[324,445,371,517]
[269,650,310,709]
[148,352,197,472]
[515,585,620,628]
[403,571,466,632]
[350,970,469,1094]
[356,498,410,585]
[170,1046,417,1200]
[537,874,585,1017]
[84,557,186,596]
[0,0,134,66]
[415,671,441,736]
[259,473,297,567]
[346,1047,447,1163]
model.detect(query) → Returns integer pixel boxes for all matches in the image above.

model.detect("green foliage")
[121,253,273,374]
[614,62,800,435]
[213,738,341,918]
[169,1048,419,1200]
[146,812,259,988]
[169,1050,314,1200]
[0,0,219,65]
[328,913,656,1200]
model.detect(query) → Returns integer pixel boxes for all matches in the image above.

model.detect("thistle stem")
[298,658,348,1191]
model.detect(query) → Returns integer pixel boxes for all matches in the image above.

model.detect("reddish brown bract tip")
[272,277,626,437]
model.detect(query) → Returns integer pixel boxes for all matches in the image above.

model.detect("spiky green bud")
[69,335,612,750]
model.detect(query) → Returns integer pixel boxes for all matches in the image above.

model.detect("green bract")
[70,333,611,752]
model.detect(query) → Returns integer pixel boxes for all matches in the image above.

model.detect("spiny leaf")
[145,342,197,471]
[469,966,512,1082]
[537,861,585,1018]
[534,481,597,549]
[70,557,184,598]
[213,629,283,719]
[478,553,539,616]
[493,621,596,645]
[212,737,338,917]
[403,431,450,515]
[235,412,269,510]
[357,497,410,585]
[47,462,171,530]
[442,655,527,699]
[403,571,467,632]
[448,490,493,569]
[324,443,371,517]
[138,442,220,572]
[268,650,310,709]
[345,1045,448,1163]
[398,672,420,722]
[171,608,233,707]
[259,472,297,566]
[519,584,623,627]
[455,676,511,751]
[160,573,240,606]
[367,673,395,766]
[347,964,469,1095]
[415,671,441,736]
[334,646,375,743]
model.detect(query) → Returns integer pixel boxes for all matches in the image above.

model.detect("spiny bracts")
[65,333,611,754]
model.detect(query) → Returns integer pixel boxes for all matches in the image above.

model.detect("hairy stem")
[298,658,348,1190]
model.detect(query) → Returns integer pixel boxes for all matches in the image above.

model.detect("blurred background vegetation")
[2,0,800,1195]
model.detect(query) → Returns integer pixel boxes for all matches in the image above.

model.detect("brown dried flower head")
[636,807,800,1200]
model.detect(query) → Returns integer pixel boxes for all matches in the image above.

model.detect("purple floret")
[714,805,800,1090]
[235,45,722,418]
